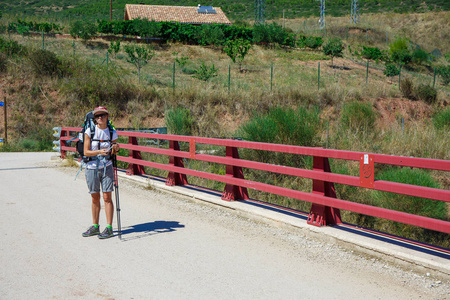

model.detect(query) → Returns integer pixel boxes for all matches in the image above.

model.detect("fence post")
[166,140,188,186]
[318,62,320,90]
[222,146,249,201]
[433,67,436,88]
[42,31,44,50]
[228,64,231,93]
[172,62,175,92]
[366,60,369,86]
[307,156,342,227]
[126,137,145,175]
[398,62,402,89]
[270,63,273,92]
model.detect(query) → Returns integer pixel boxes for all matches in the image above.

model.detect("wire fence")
[6,31,449,97]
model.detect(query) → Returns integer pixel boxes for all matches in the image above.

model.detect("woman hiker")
[82,106,120,239]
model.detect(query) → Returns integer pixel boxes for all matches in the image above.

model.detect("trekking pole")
[113,155,122,239]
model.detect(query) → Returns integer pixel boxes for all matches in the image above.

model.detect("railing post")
[126,136,145,175]
[166,140,187,186]
[307,156,342,227]
[221,146,249,201]
[60,128,67,159]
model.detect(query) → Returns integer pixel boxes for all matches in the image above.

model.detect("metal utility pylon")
[255,0,265,25]
[318,0,325,30]
[351,0,360,24]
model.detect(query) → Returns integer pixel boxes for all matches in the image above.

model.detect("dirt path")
[1,152,448,299]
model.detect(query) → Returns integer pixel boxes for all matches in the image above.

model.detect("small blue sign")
[0,138,3,145]
[0,102,4,107]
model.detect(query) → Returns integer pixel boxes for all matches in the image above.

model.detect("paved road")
[1,152,448,299]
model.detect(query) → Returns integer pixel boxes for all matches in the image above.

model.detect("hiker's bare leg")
[103,191,114,226]
[91,193,101,225]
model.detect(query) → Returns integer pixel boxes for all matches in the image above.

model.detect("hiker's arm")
[84,133,109,157]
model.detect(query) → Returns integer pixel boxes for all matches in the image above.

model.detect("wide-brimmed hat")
[93,106,109,116]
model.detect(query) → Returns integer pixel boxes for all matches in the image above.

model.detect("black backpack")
[76,111,115,162]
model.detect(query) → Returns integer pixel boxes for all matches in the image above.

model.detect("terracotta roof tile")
[125,4,232,25]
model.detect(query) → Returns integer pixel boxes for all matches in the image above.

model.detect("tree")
[108,40,120,58]
[322,38,344,67]
[124,44,155,84]
[389,37,412,65]
[223,38,252,72]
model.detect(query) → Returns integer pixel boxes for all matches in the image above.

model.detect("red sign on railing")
[360,154,374,188]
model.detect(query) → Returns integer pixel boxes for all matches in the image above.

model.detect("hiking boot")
[82,225,100,237]
[98,227,114,239]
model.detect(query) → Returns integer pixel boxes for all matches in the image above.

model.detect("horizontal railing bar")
[120,143,450,202]
[62,128,450,171]
[117,155,450,234]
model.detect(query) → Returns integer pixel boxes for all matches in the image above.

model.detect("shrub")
[165,107,194,136]
[29,49,60,76]
[108,40,120,58]
[198,25,225,46]
[371,167,446,242]
[238,106,321,167]
[414,84,437,104]
[340,101,376,132]
[400,78,415,100]
[389,37,412,64]
[361,46,383,61]
[412,48,429,65]
[436,65,450,86]
[432,107,450,131]
[192,62,218,81]
[384,63,399,79]
[0,37,24,56]
[69,21,97,41]
[305,36,323,49]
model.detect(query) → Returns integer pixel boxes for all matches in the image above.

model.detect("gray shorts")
[85,164,114,194]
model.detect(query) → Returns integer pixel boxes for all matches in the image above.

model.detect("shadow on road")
[118,220,185,241]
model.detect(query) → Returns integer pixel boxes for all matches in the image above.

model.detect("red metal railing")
[58,127,450,234]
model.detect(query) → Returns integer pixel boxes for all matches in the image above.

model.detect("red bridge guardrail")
[57,127,450,235]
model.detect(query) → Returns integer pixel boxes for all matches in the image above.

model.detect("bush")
[436,65,450,86]
[414,84,437,104]
[0,37,24,56]
[371,167,447,243]
[384,63,399,78]
[400,78,415,100]
[69,21,97,41]
[29,49,60,76]
[412,48,429,65]
[389,37,412,64]
[340,101,376,132]
[198,25,225,46]
[305,36,323,49]
[238,106,321,167]
[192,62,218,81]
[432,107,450,131]
[165,107,194,136]
[361,46,383,61]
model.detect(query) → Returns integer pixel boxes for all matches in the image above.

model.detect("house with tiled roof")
[124,4,232,25]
